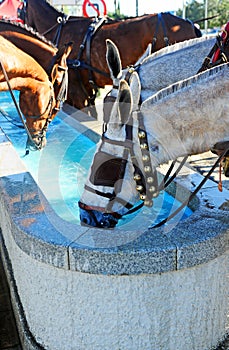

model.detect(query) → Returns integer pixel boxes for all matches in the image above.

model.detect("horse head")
[25,41,73,151]
[78,79,159,228]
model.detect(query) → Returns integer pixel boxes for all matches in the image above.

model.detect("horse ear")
[106,39,122,81]
[129,71,141,110]
[50,42,73,83]
[117,80,133,125]
[64,41,73,58]
[55,41,73,61]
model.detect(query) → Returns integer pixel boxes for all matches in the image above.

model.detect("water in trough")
[0,91,192,230]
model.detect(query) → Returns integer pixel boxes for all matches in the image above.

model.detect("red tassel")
[218,161,223,192]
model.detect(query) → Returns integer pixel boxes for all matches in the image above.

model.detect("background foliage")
[108,0,228,30]
[176,0,229,30]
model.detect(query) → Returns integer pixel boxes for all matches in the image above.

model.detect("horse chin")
[79,207,119,229]
[26,136,47,151]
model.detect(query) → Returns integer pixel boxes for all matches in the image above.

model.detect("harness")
[43,14,70,47]
[198,23,229,73]
[79,112,159,222]
[67,16,109,107]
[38,12,172,109]
[151,13,169,52]
[48,59,69,111]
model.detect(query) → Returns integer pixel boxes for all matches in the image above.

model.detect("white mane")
[141,35,216,64]
[145,63,228,104]
[137,35,217,100]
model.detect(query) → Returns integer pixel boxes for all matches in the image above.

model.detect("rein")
[152,146,229,228]
[198,28,229,73]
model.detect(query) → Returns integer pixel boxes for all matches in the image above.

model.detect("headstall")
[79,104,159,219]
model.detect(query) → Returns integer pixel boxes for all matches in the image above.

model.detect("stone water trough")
[0,110,228,350]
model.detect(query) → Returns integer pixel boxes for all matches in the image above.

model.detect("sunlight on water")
[0,91,192,229]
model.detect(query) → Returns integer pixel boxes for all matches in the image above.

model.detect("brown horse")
[0,35,72,150]
[23,0,201,113]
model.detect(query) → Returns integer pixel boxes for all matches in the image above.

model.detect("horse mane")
[142,35,216,63]
[146,63,229,104]
[0,19,56,48]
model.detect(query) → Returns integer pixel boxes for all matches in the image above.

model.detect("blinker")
[89,151,127,187]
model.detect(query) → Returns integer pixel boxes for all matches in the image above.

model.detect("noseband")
[79,109,159,221]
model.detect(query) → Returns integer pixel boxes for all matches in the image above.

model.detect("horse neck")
[139,37,216,99]
[0,32,56,72]
[100,13,196,64]
[89,15,159,87]
[96,15,158,68]
[140,67,229,166]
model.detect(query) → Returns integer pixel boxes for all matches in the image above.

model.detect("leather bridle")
[25,84,54,151]
[26,59,69,151]
[79,107,159,221]
[0,56,69,151]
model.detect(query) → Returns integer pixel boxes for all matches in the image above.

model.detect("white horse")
[79,63,229,228]
[105,35,220,103]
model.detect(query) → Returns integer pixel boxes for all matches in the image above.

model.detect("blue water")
[0,91,192,229]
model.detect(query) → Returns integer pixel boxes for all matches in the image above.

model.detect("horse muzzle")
[79,205,119,228]
[26,134,47,151]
